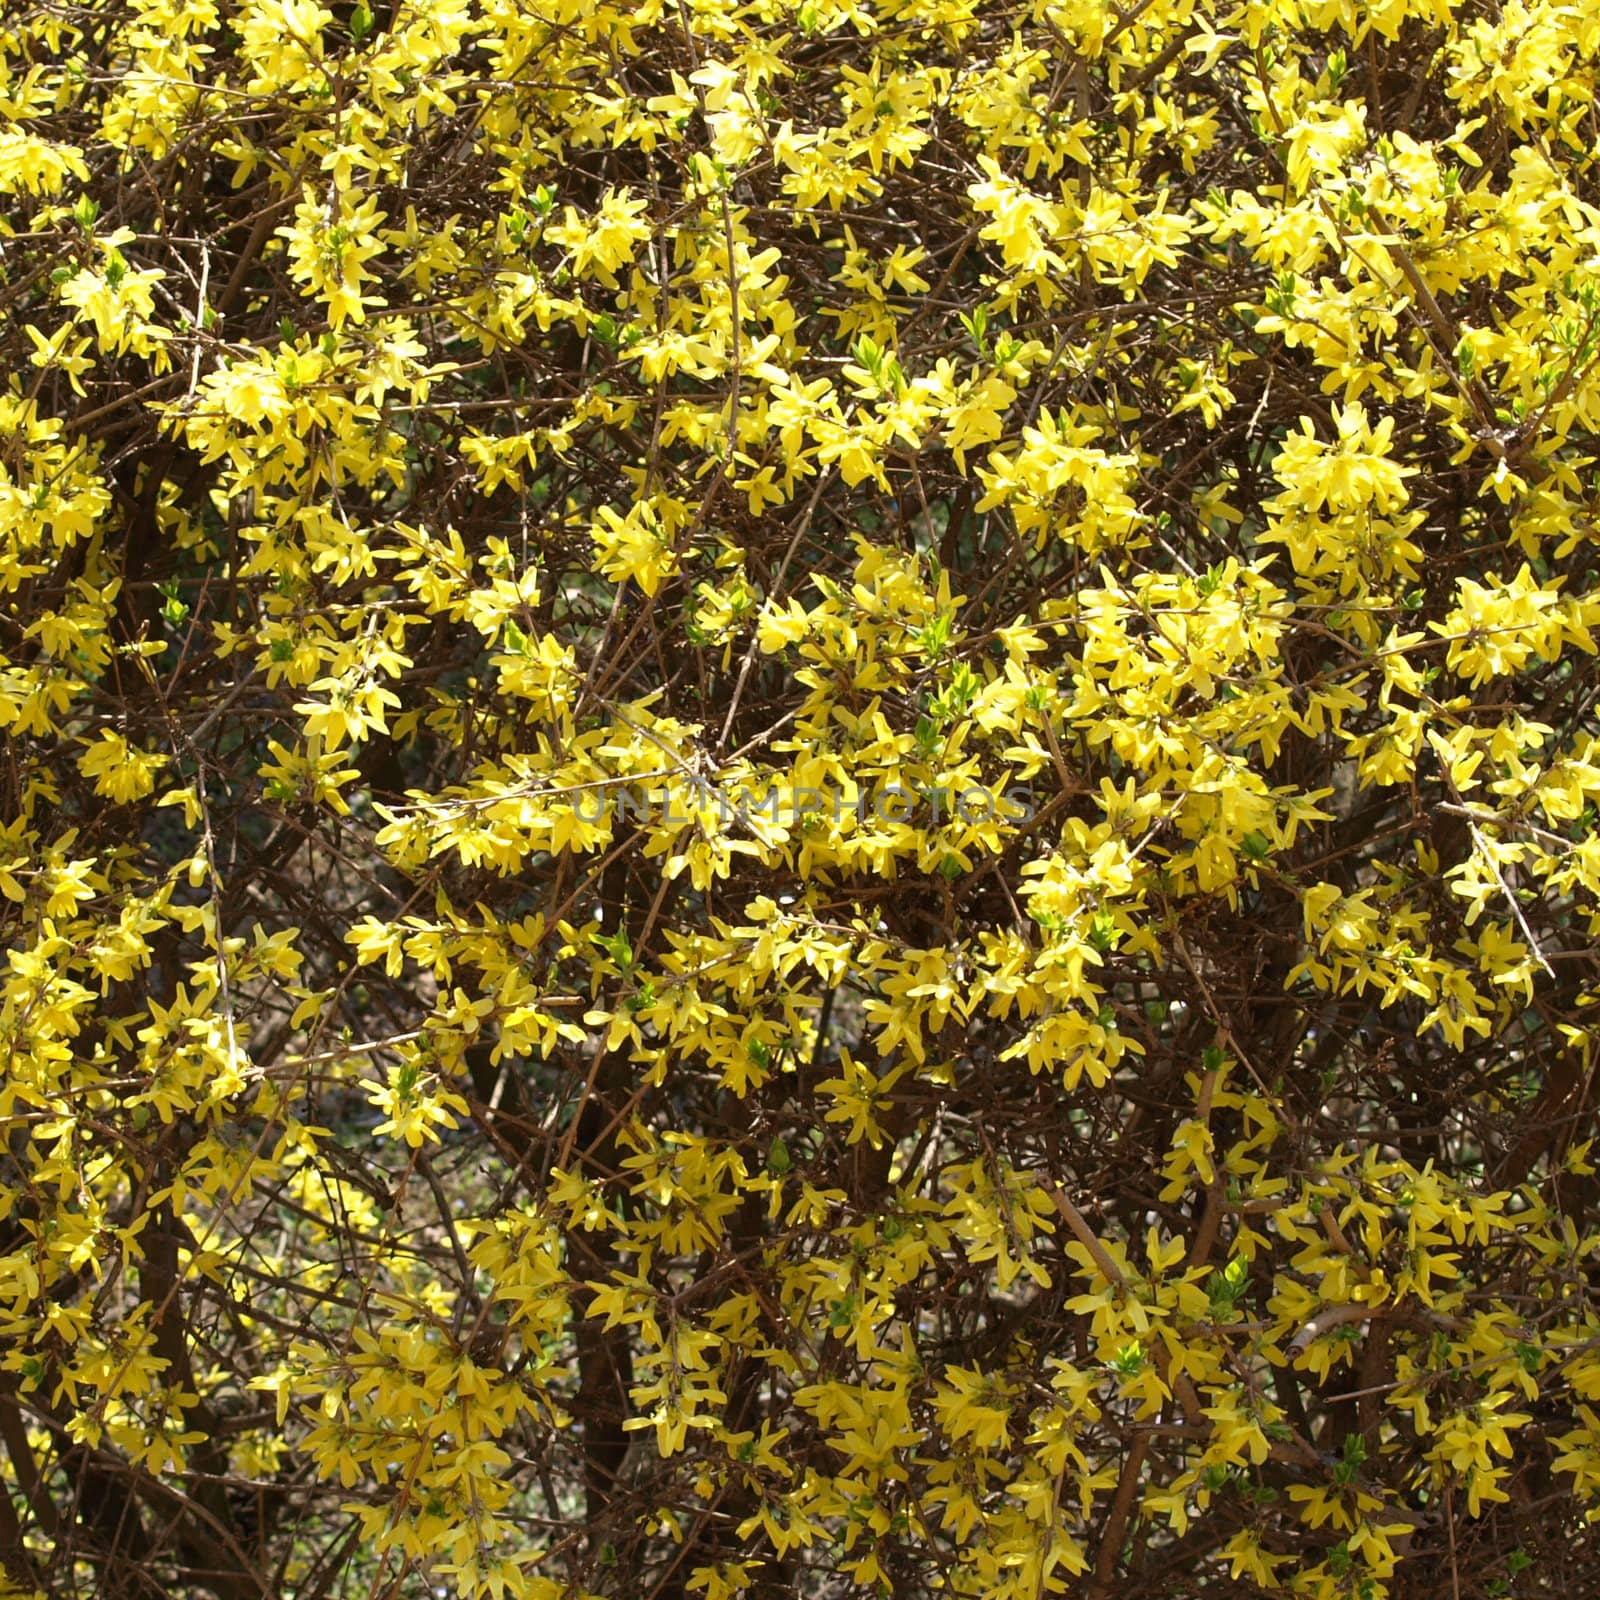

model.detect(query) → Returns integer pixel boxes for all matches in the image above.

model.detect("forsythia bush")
[7,0,1600,1595]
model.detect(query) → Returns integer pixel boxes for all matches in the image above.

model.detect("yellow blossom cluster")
[5,0,1600,1596]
